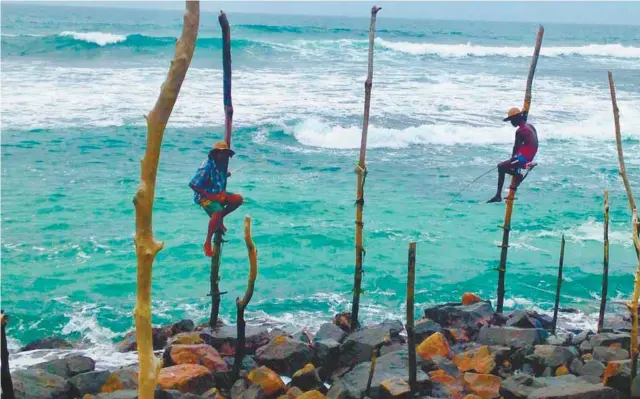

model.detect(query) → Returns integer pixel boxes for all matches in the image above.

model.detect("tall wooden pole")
[551,235,565,335]
[406,243,417,392]
[133,2,199,397]
[496,25,544,313]
[351,5,381,332]
[210,11,233,328]
[1,312,15,399]
[234,216,258,379]
[598,190,609,333]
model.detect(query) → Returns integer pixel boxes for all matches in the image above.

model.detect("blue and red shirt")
[190,158,228,204]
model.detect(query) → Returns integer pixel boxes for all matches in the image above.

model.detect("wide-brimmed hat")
[503,107,524,122]
[211,141,235,156]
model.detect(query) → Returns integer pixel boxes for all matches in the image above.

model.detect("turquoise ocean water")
[2,3,640,365]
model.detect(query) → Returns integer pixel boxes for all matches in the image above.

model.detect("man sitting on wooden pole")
[487,107,539,203]
[189,141,244,256]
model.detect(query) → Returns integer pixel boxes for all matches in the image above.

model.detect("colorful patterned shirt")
[189,158,228,204]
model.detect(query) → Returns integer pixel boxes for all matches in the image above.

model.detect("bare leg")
[488,159,518,203]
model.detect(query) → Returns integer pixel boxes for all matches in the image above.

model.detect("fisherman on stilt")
[189,141,243,256]
[487,107,539,203]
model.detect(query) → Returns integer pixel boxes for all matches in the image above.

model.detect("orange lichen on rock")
[603,361,623,385]
[462,293,483,305]
[296,391,327,399]
[170,332,204,346]
[463,395,483,399]
[582,353,593,361]
[453,346,495,374]
[463,373,501,399]
[293,363,315,378]
[380,377,411,398]
[157,364,213,393]
[100,372,127,393]
[248,366,286,396]
[417,332,451,360]
[430,371,464,398]
[274,335,288,346]
[286,387,305,399]
[555,365,569,376]
[169,344,228,373]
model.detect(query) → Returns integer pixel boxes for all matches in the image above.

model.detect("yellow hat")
[212,141,235,155]
[503,107,522,122]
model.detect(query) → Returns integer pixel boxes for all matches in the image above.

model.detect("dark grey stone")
[337,327,389,369]
[579,340,593,354]
[580,360,605,378]
[314,338,340,370]
[592,346,629,363]
[255,336,313,376]
[477,326,544,348]
[589,333,631,350]
[20,336,72,352]
[413,319,443,344]
[12,369,74,399]
[315,323,347,344]
[571,330,592,346]
[530,345,577,368]
[424,302,494,332]
[31,355,95,379]
[69,370,112,395]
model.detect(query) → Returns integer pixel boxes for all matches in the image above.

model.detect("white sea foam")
[376,38,640,59]
[59,31,127,46]
[536,217,635,247]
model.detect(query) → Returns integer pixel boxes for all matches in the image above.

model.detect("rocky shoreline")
[7,297,639,399]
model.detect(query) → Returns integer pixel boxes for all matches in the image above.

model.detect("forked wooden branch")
[133,2,199,397]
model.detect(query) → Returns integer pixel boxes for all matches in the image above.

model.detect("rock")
[248,366,286,396]
[452,345,495,374]
[430,356,460,377]
[506,310,552,330]
[163,344,228,373]
[554,365,569,376]
[477,326,544,348]
[287,387,305,399]
[224,355,258,372]
[571,330,592,346]
[500,374,545,399]
[243,384,267,399]
[374,320,404,339]
[170,332,205,346]
[291,364,325,392]
[294,331,313,344]
[337,327,390,369]
[528,382,625,398]
[592,346,629,363]
[379,377,411,399]
[589,333,631,350]
[327,349,428,399]
[569,358,583,375]
[170,320,196,335]
[256,335,313,376]
[580,359,605,378]
[118,327,170,352]
[297,391,327,399]
[603,359,632,394]
[380,343,405,357]
[424,302,494,332]
[31,354,95,379]
[428,370,464,398]
[461,293,484,306]
[100,367,138,392]
[89,390,139,399]
[530,345,576,368]
[69,370,112,395]
[202,388,224,399]
[489,346,512,364]
[231,379,250,399]
[20,336,72,352]
[414,318,443,344]
[157,364,215,394]
[463,372,501,398]
[12,369,73,399]
[333,312,357,332]
[416,332,450,361]
[546,333,571,346]
[315,323,347,343]
[443,328,470,344]
[314,339,340,370]
[204,325,271,356]
[579,340,594,354]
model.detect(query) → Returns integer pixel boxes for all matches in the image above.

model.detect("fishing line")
[230,157,266,175]
[443,166,497,211]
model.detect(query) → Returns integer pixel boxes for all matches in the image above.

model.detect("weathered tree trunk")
[1,312,15,399]
[133,2,199,397]
[210,11,234,328]
[598,190,609,333]
[551,235,565,335]
[351,5,381,332]
[406,243,417,392]
[234,216,258,379]
[496,25,544,313]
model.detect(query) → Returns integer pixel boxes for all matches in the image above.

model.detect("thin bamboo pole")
[632,210,640,380]
[496,25,544,313]
[551,235,565,335]
[364,346,381,399]
[598,190,609,333]
[406,243,417,392]
[234,216,258,379]
[1,311,15,399]
[133,2,199,397]
[210,11,233,328]
[351,5,381,333]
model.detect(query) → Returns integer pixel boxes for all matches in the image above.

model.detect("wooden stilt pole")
[210,11,234,328]
[133,2,199,397]
[609,71,640,380]
[598,190,609,333]
[351,5,381,332]
[1,311,15,399]
[234,216,258,379]
[364,345,382,399]
[551,235,565,335]
[406,243,417,393]
[496,25,544,314]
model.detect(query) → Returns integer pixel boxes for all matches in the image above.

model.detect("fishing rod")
[230,157,266,175]
[443,166,497,211]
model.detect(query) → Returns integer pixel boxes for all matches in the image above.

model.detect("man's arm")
[511,131,521,157]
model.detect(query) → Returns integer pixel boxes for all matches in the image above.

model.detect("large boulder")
[463,372,501,398]
[157,364,215,394]
[12,369,74,399]
[337,327,390,370]
[170,320,196,335]
[69,370,112,396]
[477,326,545,348]
[500,374,546,399]
[100,367,138,392]
[592,346,629,363]
[414,318,443,344]
[374,320,405,340]
[506,310,552,330]
[314,339,340,371]
[314,323,347,344]
[528,382,625,398]
[327,349,429,399]
[163,344,228,373]
[31,355,95,379]
[20,336,72,352]
[589,333,631,350]
[580,360,605,378]
[247,366,286,396]
[379,377,410,399]
[118,327,171,352]
[571,330,592,346]
[202,325,271,356]
[424,302,494,333]
[291,364,325,392]
[224,355,258,372]
[529,345,577,368]
[256,336,313,376]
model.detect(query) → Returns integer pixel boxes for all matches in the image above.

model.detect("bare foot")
[487,195,502,203]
